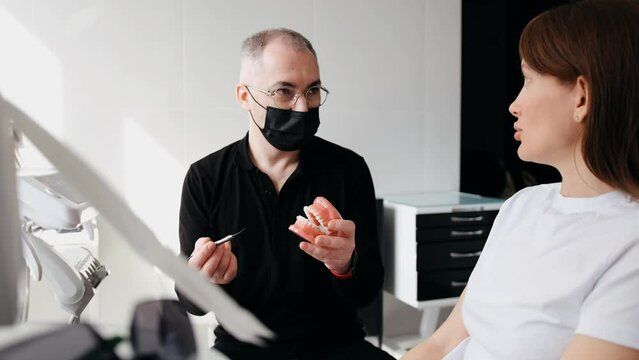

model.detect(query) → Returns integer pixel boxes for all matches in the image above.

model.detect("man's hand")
[299,219,356,274]
[188,237,237,284]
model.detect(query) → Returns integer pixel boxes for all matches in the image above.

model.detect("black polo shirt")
[176,133,384,348]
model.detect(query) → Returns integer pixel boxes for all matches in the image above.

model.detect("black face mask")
[251,106,320,151]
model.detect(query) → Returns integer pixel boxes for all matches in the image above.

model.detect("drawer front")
[417,210,498,228]
[417,239,485,271]
[417,225,491,243]
[417,269,473,301]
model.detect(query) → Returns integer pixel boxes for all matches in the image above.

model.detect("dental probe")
[187,228,246,261]
[214,227,245,246]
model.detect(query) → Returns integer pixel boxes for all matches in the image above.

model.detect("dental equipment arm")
[18,173,98,235]
[11,117,105,323]
[22,230,85,322]
[17,175,107,323]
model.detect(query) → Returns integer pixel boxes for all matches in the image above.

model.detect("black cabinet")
[415,210,498,300]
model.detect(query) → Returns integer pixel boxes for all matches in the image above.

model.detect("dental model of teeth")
[288,196,342,243]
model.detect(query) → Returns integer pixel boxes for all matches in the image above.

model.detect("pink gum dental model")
[288,196,342,243]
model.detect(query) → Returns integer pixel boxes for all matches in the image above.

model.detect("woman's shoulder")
[501,183,560,210]
[512,182,559,198]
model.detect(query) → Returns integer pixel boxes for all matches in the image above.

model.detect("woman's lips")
[513,125,522,141]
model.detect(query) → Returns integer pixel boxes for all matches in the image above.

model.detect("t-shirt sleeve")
[179,165,211,257]
[466,190,518,287]
[330,156,384,307]
[576,239,639,349]
[175,165,212,315]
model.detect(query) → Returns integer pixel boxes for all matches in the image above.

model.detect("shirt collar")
[235,133,255,171]
[234,133,323,172]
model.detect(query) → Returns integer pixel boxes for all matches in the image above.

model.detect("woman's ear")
[236,84,251,111]
[574,75,589,123]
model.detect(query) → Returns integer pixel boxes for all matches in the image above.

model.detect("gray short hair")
[240,28,317,61]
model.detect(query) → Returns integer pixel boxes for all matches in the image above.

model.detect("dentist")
[176,28,393,360]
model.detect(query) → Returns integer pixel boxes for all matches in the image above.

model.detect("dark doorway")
[460,0,568,198]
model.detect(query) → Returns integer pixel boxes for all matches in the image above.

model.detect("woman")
[402,0,639,359]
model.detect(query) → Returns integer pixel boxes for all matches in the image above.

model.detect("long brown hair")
[519,0,639,197]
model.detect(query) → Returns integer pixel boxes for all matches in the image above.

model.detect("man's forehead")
[240,44,319,86]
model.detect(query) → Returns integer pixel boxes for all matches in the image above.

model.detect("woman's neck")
[556,145,616,197]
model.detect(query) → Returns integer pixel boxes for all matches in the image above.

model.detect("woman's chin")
[517,146,533,162]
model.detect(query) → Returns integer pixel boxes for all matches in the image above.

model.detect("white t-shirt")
[452,183,639,360]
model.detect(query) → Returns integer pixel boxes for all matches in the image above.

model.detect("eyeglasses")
[245,84,329,109]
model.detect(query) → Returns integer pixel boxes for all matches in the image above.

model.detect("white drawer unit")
[383,192,503,308]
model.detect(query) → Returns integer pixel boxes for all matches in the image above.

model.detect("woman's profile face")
[508,61,583,167]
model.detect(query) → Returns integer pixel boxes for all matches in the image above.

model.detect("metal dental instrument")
[187,228,246,260]
[214,228,245,246]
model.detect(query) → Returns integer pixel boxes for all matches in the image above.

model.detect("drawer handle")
[450,215,484,223]
[450,229,484,236]
[449,250,482,259]
[450,281,468,288]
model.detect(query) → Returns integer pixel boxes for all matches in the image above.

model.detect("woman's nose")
[509,97,521,118]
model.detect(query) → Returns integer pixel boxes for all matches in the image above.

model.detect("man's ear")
[574,75,589,123]
[236,84,251,111]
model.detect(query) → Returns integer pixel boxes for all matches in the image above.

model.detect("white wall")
[0,0,460,330]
